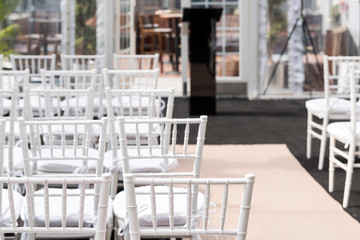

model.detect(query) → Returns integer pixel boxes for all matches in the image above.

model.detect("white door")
[115,0,136,54]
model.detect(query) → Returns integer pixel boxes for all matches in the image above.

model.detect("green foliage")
[75,0,97,54]
[0,24,20,56]
[268,0,287,56]
[0,0,20,23]
[0,0,20,57]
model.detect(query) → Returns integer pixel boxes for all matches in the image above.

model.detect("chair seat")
[0,189,24,227]
[5,120,20,137]
[305,97,351,118]
[327,121,360,144]
[114,186,204,226]
[103,148,178,173]
[66,96,107,109]
[21,188,113,227]
[36,148,100,173]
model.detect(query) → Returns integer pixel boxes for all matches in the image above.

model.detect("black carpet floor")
[172,97,360,222]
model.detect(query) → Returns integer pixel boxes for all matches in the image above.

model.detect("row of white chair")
[306,56,360,208]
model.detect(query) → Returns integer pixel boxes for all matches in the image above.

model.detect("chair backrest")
[349,69,360,141]
[103,68,159,89]
[113,54,159,70]
[0,174,110,240]
[124,173,255,240]
[10,54,56,80]
[0,120,5,175]
[0,69,30,90]
[324,55,360,100]
[23,87,94,120]
[18,118,108,177]
[105,88,174,119]
[61,54,105,71]
[40,69,97,90]
[114,116,207,177]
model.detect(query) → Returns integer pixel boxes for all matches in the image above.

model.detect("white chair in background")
[0,54,3,69]
[0,174,111,240]
[10,54,56,83]
[123,173,255,240]
[0,69,30,92]
[113,53,159,70]
[0,119,24,237]
[305,55,360,170]
[61,54,105,71]
[23,87,94,121]
[103,68,159,89]
[18,118,107,177]
[40,69,103,117]
[327,68,360,208]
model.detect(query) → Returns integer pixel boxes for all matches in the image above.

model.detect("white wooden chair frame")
[10,54,55,83]
[103,68,159,89]
[113,54,159,70]
[306,55,360,170]
[328,68,360,208]
[124,173,255,240]
[0,174,110,240]
[23,87,94,121]
[18,118,108,178]
[0,69,30,90]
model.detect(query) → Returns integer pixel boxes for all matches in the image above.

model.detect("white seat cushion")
[305,97,351,118]
[327,121,360,144]
[114,186,204,226]
[18,96,60,117]
[103,148,178,173]
[5,120,20,137]
[0,189,24,227]
[36,148,100,173]
[21,188,113,227]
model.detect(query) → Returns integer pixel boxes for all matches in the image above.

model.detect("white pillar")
[97,0,114,68]
[287,0,304,94]
[61,0,75,55]
[181,0,191,96]
[242,0,259,99]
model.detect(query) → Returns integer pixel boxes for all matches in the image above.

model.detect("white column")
[242,0,259,99]
[97,0,114,68]
[61,0,75,55]
[181,0,191,96]
[287,0,304,94]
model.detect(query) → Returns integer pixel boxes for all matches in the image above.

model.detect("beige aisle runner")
[176,144,360,240]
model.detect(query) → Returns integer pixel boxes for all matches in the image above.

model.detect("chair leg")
[306,112,312,159]
[318,116,329,170]
[328,135,335,192]
[343,145,355,208]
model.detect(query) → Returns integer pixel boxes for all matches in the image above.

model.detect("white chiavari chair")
[306,55,360,170]
[23,87,94,121]
[123,173,255,240]
[113,54,159,70]
[10,54,55,84]
[40,69,102,118]
[103,88,175,178]
[18,118,107,177]
[111,116,208,239]
[0,119,25,239]
[103,68,159,89]
[61,55,106,117]
[327,68,360,208]
[0,174,110,240]
[0,70,30,174]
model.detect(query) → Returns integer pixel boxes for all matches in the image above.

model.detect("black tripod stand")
[263,0,323,95]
